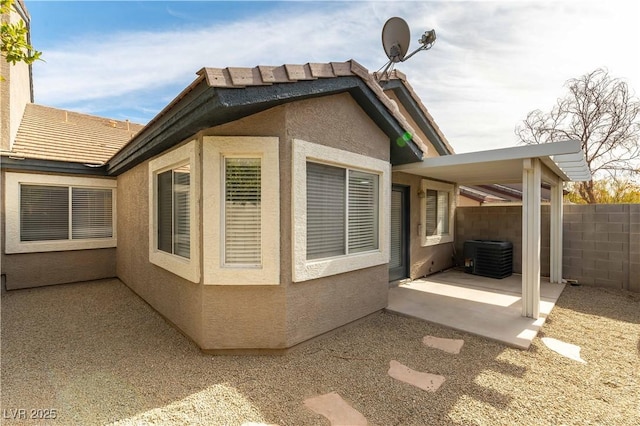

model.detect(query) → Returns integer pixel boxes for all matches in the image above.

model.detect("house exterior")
[1,36,458,351]
[2,4,591,352]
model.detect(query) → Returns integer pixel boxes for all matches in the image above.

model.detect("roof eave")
[107,75,424,175]
[380,78,454,156]
[0,156,109,176]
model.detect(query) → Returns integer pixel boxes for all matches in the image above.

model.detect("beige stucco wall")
[392,171,455,279]
[2,249,116,290]
[0,6,31,151]
[197,92,391,349]
[117,92,393,351]
[0,171,117,290]
[281,93,391,347]
[198,106,288,350]
[116,158,204,346]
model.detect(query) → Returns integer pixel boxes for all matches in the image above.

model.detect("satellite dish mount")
[378,17,436,80]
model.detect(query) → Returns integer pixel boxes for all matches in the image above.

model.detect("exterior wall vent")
[463,240,513,279]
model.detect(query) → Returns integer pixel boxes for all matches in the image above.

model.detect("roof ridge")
[199,60,366,88]
[26,103,145,128]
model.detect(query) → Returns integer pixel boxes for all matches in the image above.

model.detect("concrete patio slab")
[387,269,565,349]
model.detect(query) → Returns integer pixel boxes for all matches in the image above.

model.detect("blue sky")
[26,1,640,153]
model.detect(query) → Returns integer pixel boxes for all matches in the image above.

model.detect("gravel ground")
[1,279,639,425]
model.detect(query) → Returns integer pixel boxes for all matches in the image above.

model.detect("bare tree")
[516,68,640,204]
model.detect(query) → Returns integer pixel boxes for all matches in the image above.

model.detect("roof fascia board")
[107,76,423,175]
[216,77,423,164]
[107,80,214,175]
[382,79,451,156]
[1,157,108,175]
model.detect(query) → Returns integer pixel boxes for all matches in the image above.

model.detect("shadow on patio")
[387,269,565,349]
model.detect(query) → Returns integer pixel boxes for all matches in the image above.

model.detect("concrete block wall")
[563,204,639,292]
[455,204,639,292]
[455,206,550,276]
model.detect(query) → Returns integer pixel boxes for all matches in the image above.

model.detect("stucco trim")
[292,138,391,282]
[4,172,117,254]
[148,140,201,283]
[202,136,280,285]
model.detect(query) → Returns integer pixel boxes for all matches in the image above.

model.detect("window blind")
[224,158,261,266]
[437,191,449,235]
[20,185,69,242]
[389,190,403,269]
[157,170,173,253]
[307,162,345,260]
[72,188,113,239]
[348,170,378,253]
[156,166,190,259]
[173,166,191,258]
[425,189,450,237]
[425,189,438,236]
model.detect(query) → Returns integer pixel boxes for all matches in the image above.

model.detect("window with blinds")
[348,170,379,253]
[20,184,113,242]
[425,189,450,237]
[306,162,379,260]
[156,164,190,259]
[72,188,113,239]
[307,162,346,260]
[224,157,261,266]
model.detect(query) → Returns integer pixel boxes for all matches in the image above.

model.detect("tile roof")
[4,104,144,165]
[196,60,428,155]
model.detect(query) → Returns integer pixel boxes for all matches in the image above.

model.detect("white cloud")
[32,1,640,154]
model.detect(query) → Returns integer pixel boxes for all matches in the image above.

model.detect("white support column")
[550,176,564,284]
[522,158,541,319]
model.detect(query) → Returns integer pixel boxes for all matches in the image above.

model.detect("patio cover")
[393,140,590,319]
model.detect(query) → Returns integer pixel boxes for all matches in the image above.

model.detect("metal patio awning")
[393,140,591,184]
[392,139,590,320]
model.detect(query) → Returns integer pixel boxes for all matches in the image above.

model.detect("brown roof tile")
[5,104,144,164]
[195,60,428,155]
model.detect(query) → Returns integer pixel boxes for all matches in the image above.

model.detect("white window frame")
[202,136,280,285]
[292,138,390,282]
[420,179,455,246]
[148,140,200,283]
[5,172,117,254]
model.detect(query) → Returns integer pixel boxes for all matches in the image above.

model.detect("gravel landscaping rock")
[1,279,639,425]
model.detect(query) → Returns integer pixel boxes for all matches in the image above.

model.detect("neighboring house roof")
[107,60,428,175]
[4,103,143,165]
[460,183,568,204]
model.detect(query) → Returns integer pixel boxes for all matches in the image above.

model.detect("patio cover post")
[550,175,564,284]
[522,158,541,319]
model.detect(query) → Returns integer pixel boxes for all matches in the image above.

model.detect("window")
[19,185,113,242]
[72,188,114,239]
[202,136,279,285]
[149,141,200,283]
[292,139,390,282]
[20,185,69,242]
[306,163,379,260]
[156,165,190,259]
[421,179,455,246]
[224,157,261,266]
[5,173,117,254]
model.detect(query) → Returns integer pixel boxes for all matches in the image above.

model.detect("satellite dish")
[382,17,411,63]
